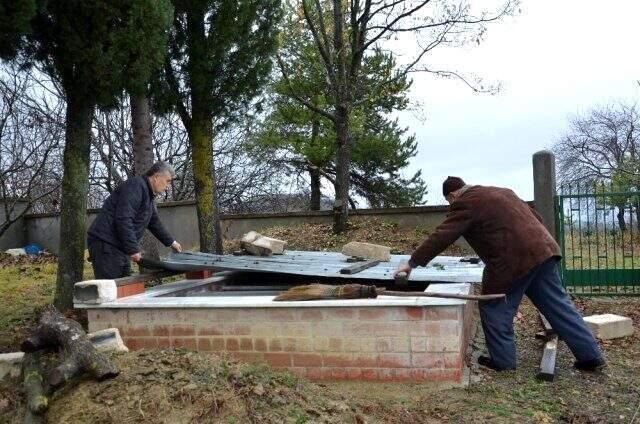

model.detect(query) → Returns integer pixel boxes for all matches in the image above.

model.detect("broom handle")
[377,289,505,301]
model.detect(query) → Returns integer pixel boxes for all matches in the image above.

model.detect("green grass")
[0,257,94,352]
[1,251,639,423]
[0,261,57,351]
[563,231,640,270]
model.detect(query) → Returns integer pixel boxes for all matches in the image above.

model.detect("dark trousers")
[87,237,132,279]
[479,257,603,369]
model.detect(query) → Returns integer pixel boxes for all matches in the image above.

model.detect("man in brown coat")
[395,176,604,371]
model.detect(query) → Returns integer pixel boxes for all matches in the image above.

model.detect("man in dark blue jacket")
[87,161,183,279]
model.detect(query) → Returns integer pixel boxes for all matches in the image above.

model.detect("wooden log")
[21,306,119,389]
[22,351,48,415]
[339,260,380,274]
[24,411,45,424]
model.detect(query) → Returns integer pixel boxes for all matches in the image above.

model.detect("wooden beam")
[339,260,380,275]
[540,313,555,334]
[114,270,179,287]
[536,312,558,381]
[537,336,558,381]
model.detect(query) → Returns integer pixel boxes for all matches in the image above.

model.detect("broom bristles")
[273,284,377,301]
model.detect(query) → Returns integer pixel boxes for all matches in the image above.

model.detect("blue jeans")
[479,257,603,369]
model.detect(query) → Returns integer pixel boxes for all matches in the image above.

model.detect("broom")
[273,283,505,302]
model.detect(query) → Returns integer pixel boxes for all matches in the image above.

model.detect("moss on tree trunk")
[54,90,93,311]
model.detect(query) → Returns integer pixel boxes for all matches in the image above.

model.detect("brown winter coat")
[410,185,561,294]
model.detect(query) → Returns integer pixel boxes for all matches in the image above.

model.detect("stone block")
[74,279,117,304]
[584,314,634,340]
[241,231,287,256]
[341,242,391,262]
[88,328,129,353]
[0,352,24,380]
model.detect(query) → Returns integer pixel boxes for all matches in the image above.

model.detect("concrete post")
[533,150,557,240]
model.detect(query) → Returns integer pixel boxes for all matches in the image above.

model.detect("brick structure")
[87,299,473,383]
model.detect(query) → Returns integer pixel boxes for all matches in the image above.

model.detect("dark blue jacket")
[88,176,174,254]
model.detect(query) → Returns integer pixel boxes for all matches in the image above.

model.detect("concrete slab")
[584,314,634,340]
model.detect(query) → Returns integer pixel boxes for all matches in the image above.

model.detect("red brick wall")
[87,304,472,383]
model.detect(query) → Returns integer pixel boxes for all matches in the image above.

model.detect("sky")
[395,0,640,204]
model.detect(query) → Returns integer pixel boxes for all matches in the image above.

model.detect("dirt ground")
[1,219,638,423]
[1,297,638,424]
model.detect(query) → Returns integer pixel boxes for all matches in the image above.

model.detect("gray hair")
[145,161,176,178]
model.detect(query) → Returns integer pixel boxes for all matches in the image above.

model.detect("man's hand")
[394,261,413,278]
[130,252,142,262]
[171,241,183,252]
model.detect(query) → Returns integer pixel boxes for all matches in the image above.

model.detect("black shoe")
[574,358,606,371]
[477,355,511,371]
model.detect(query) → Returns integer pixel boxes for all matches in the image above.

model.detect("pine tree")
[0,0,173,310]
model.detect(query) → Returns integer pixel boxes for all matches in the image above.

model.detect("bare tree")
[0,65,64,237]
[277,0,517,233]
[555,102,639,182]
[553,102,640,230]
[89,103,293,215]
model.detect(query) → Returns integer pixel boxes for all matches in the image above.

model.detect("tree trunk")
[131,93,160,268]
[309,120,321,211]
[54,90,93,311]
[331,0,352,234]
[22,351,48,416]
[310,166,321,211]
[616,204,627,232]
[191,114,222,253]
[187,8,222,253]
[22,306,119,389]
[635,201,640,231]
[332,109,352,234]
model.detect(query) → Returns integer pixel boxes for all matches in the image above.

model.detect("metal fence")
[555,182,640,296]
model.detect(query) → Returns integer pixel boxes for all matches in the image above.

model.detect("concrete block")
[241,231,287,256]
[253,236,286,254]
[584,314,634,340]
[88,328,129,352]
[74,279,117,304]
[0,352,24,380]
[341,242,391,262]
[241,231,260,244]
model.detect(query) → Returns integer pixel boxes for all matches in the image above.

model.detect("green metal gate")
[556,182,640,296]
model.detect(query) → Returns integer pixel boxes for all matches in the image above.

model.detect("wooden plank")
[114,270,179,287]
[538,312,556,341]
[536,336,558,381]
[540,313,554,333]
[339,260,380,274]
[536,311,558,381]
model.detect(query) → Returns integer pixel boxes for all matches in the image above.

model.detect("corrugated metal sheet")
[148,250,483,283]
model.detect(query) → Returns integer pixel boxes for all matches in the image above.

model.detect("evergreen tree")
[0,0,173,310]
[157,0,282,253]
